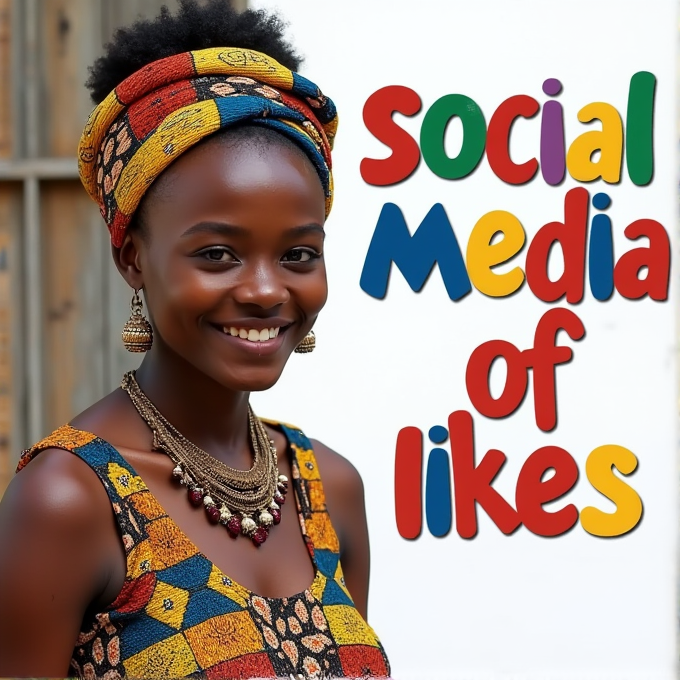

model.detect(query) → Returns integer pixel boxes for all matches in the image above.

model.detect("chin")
[215,364,287,393]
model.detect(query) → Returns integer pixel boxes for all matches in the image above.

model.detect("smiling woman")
[0,2,390,679]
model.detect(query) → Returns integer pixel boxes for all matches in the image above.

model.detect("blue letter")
[360,203,472,300]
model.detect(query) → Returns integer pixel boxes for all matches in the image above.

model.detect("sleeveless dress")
[16,421,391,680]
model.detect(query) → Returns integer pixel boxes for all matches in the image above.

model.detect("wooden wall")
[0,0,246,496]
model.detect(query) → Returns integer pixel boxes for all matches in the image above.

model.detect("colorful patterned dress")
[17,421,391,680]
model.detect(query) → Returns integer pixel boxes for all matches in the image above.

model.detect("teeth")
[223,326,282,342]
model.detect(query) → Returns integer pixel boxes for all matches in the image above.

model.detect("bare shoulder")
[0,449,120,675]
[308,438,365,501]
[7,446,112,526]
[1,447,118,577]
[0,446,122,612]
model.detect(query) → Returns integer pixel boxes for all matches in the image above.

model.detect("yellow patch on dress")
[307,480,327,511]
[309,573,327,602]
[323,605,380,647]
[107,462,146,498]
[127,539,156,579]
[184,611,264,666]
[333,563,354,602]
[295,446,321,481]
[305,511,340,552]
[17,425,98,471]
[123,633,198,679]
[145,581,190,630]
[129,489,166,521]
[205,565,249,608]
[38,424,97,452]
[145,517,199,568]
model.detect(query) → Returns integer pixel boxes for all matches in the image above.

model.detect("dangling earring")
[122,288,153,352]
[294,330,315,354]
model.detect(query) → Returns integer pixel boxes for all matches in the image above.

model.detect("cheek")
[144,258,216,328]
[297,267,328,315]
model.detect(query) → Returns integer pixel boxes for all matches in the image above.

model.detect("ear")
[111,231,145,290]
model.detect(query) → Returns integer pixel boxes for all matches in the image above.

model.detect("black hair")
[85,0,302,105]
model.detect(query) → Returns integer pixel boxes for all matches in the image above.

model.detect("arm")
[0,448,122,677]
[309,439,371,620]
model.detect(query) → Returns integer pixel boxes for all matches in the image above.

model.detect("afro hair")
[85,0,302,104]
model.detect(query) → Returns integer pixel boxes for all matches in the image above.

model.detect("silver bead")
[182,472,193,486]
[172,465,183,480]
[219,505,232,524]
[278,474,288,483]
[270,500,280,511]
[259,510,274,527]
[240,516,257,536]
[203,495,215,507]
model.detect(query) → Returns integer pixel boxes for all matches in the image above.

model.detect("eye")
[199,247,238,263]
[282,248,321,263]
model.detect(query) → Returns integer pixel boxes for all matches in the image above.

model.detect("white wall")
[250,2,679,678]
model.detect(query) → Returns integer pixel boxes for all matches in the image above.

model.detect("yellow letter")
[566,102,623,183]
[580,444,643,537]
[466,210,525,297]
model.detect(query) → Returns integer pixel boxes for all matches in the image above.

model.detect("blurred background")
[0,0,246,496]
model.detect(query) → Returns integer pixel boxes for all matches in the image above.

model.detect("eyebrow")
[181,221,325,238]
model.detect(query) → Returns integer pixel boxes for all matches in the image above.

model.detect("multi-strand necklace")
[120,371,288,546]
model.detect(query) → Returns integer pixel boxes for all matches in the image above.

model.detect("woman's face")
[117,133,328,391]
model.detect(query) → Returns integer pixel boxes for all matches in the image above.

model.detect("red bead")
[226,516,241,538]
[274,492,285,505]
[252,527,268,546]
[278,481,288,493]
[205,505,221,524]
[188,489,203,507]
[271,508,282,525]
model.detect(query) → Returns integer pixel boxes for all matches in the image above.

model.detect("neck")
[131,344,253,469]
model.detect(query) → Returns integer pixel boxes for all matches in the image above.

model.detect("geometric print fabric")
[17,421,390,679]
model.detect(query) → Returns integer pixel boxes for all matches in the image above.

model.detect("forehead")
[140,131,326,228]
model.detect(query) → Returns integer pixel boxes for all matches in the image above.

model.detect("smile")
[224,327,281,342]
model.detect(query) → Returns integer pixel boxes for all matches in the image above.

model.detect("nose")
[231,259,290,309]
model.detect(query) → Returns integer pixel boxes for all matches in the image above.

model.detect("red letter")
[614,219,670,300]
[395,427,423,539]
[522,308,585,432]
[525,187,589,303]
[360,86,422,186]
[449,411,521,538]
[515,446,579,536]
[487,95,540,184]
[466,340,527,418]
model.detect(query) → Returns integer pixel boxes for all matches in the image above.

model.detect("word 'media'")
[359,187,669,302]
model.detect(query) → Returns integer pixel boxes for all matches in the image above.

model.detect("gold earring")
[294,330,315,354]
[122,289,153,352]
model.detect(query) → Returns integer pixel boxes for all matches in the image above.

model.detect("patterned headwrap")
[77,47,338,247]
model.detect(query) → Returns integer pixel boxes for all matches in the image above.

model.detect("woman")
[0,2,391,678]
